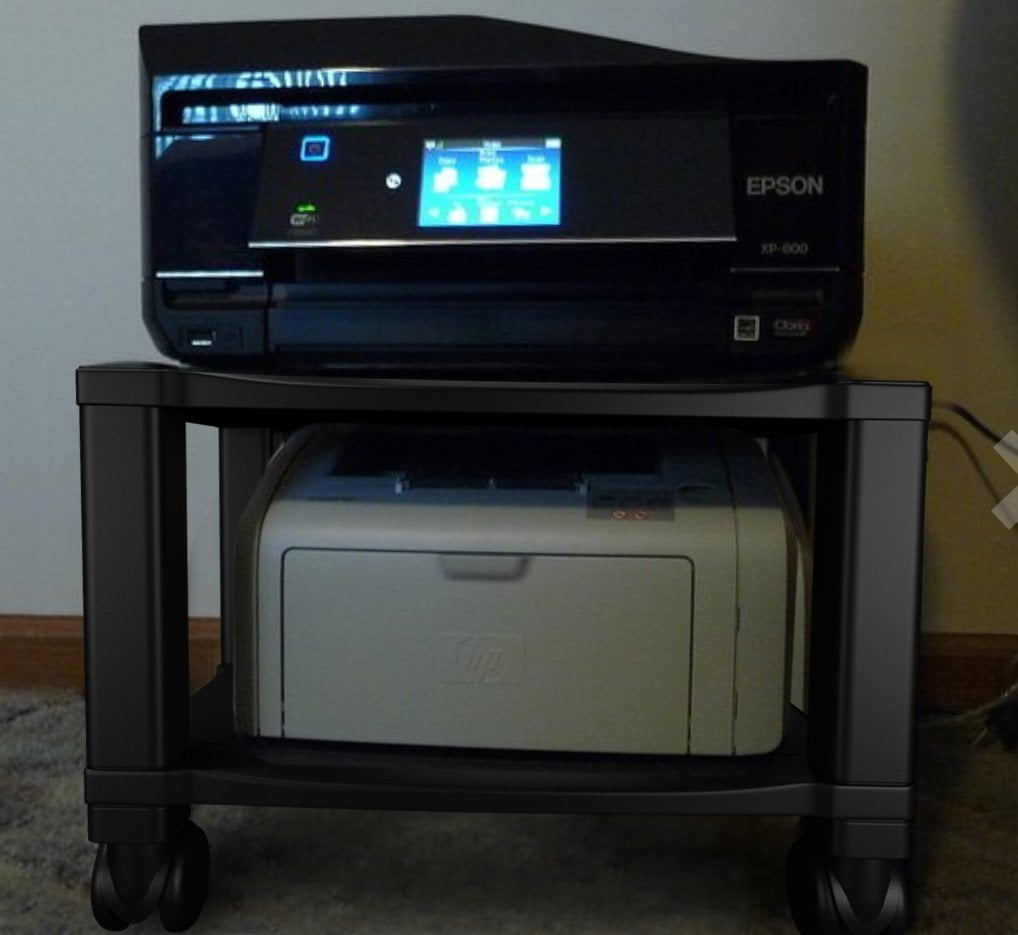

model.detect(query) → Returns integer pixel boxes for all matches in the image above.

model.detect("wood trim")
[2,615,1016,710]
[918,632,1018,709]
[0,615,221,695]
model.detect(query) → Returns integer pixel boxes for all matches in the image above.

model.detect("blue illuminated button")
[300,135,331,162]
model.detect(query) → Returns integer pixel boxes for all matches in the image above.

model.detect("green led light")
[295,203,317,213]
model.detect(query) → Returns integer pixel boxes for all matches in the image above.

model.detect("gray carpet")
[0,689,1015,934]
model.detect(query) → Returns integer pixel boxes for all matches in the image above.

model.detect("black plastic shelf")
[77,362,930,423]
[84,688,910,819]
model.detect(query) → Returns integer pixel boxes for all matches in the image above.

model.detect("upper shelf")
[76,362,931,423]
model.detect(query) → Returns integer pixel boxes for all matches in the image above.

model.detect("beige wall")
[840,3,1018,633]
[0,0,1016,633]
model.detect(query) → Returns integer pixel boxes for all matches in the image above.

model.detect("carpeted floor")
[0,689,1015,934]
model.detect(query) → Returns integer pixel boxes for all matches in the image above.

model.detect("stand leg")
[808,418,928,785]
[792,416,927,933]
[81,404,190,772]
[81,405,214,929]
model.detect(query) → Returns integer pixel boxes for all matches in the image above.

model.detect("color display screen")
[418,137,562,228]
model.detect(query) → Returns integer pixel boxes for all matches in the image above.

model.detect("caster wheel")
[89,821,210,932]
[159,821,210,932]
[787,836,839,935]
[90,845,128,931]
[787,836,908,935]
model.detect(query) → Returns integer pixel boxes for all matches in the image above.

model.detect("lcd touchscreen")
[418,137,561,228]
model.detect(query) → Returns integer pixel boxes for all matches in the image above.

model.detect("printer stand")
[77,364,929,933]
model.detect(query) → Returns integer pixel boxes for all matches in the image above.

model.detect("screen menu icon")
[418,137,561,228]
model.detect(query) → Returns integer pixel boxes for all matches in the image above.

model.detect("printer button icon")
[299,135,331,162]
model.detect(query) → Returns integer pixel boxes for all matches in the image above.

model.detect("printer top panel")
[142,16,865,136]
[140,15,727,76]
[254,425,783,557]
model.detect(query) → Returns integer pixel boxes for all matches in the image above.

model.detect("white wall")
[1,0,1016,630]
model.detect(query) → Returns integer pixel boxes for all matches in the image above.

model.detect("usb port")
[186,329,216,348]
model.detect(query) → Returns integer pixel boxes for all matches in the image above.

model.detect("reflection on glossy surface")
[153,70,363,132]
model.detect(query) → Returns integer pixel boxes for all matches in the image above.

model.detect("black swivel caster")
[90,820,210,932]
[786,836,908,935]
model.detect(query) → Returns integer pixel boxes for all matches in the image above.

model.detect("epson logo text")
[746,175,825,197]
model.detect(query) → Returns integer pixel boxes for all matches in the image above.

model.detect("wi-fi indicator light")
[300,135,331,162]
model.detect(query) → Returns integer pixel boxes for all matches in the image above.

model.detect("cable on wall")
[925,399,1018,747]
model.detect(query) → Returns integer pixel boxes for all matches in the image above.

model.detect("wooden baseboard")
[0,615,221,695]
[918,632,1018,709]
[2,615,1016,710]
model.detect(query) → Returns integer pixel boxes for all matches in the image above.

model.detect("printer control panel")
[249,117,735,248]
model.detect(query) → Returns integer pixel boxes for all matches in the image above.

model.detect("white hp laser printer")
[235,424,798,756]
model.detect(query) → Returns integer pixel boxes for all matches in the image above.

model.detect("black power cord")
[927,400,1018,747]
[932,399,1018,451]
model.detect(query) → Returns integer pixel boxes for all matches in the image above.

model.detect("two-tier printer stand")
[77,364,929,933]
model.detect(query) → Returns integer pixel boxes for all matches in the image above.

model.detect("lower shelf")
[83,668,912,821]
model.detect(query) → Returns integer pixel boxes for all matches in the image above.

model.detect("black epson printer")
[141,16,866,378]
